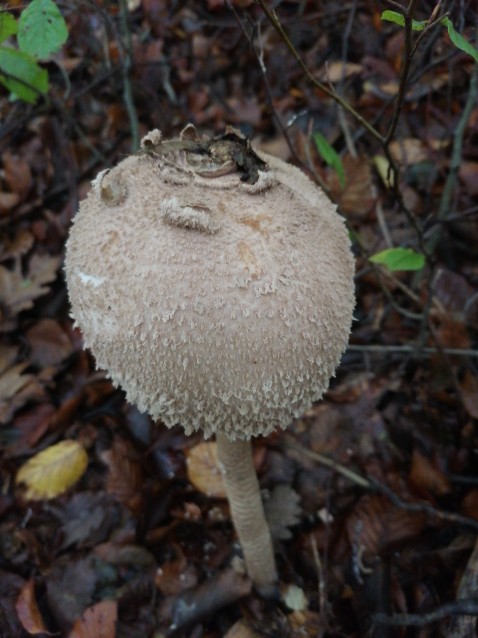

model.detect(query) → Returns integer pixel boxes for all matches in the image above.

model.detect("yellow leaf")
[16,440,88,501]
[373,155,395,189]
[186,441,226,499]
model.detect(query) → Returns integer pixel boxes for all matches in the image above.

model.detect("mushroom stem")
[216,432,278,597]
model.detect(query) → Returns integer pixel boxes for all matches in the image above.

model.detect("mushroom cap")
[65,130,355,440]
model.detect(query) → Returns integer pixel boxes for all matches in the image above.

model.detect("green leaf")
[313,132,345,189]
[18,0,68,60]
[441,17,478,62]
[0,12,18,43]
[381,10,427,31]
[370,247,425,272]
[0,45,48,103]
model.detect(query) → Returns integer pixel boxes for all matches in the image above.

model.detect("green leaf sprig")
[0,0,68,103]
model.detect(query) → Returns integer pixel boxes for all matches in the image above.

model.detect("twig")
[426,61,478,252]
[226,1,303,168]
[449,536,478,636]
[373,598,478,627]
[348,344,478,358]
[283,438,478,532]
[256,0,385,144]
[310,535,327,623]
[117,0,140,152]
[384,0,419,144]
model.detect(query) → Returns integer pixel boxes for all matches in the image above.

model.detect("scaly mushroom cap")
[65,128,355,440]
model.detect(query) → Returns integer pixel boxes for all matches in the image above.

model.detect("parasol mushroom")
[65,126,355,597]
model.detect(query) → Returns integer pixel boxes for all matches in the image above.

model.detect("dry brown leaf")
[461,489,478,522]
[346,494,426,558]
[155,548,198,596]
[0,361,53,425]
[0,362,34,404]
[288,610,322,635]
[26,318,75,368]
[8,403,55,457]
[68,600,117,638]
[15,579,50,635]
[186,441,226,498]
[461,371,478,420]
[224,620,262,638]
[0,190,20,213]
[100,437,144,508]
[459,161,478,196]
[0,254,61,325]
[327,154,376,217]
[0,229,34,260]
[16,440,88,501]
[2,151,33,200]
[389,138,429,165]
[264,484,302,540]
[409,449,451,496]
[319,61,363,82]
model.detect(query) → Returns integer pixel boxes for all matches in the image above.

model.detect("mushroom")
[65,126,355,597]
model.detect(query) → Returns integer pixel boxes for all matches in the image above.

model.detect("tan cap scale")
[65,125,355,596]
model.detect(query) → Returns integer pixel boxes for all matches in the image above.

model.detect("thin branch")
[384,0,419,144]
[426,61,478,252]
[118,0,140,152]
[373,598,478,627]
[283,438,478,533]
[226,1,304,168]
[256,0,384,144]
[348,344,478,358]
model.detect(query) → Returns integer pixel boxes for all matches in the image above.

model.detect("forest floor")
[1,1,478,637]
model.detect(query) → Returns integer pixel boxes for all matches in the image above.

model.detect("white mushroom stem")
[216,432,278,596]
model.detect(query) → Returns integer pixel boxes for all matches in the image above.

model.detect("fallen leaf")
[459,161,478,196]
[7,403,55,457]
[389,138,429,165]
[0,360,53,425]
[100,437,143,509]
[16,440,88,500]
[282,583,308,611]
[15,579,50,635]
[0,190,20,213]
[186,441,226,498]
[409,449,451,496]
[155,546,198,596]
[2,150,33,200]
[264,484,302,540]
[68,599,117,638]
[46,557,99,630]
[346,494,426,558]
[319,61,363,82]
[224,620,262,638]
[26,318,74,368]
[0,229,34,260]
[160,568,251,631]
[461,371,478,419]
[328,154,376,217]
[57,492,121,549]
[0,254,61,328]
[0,362,35,408]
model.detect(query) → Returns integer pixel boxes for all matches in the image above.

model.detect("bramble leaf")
[0,13,18,43]
[370,247,425,271]
[441,17,478,62]
[18,0,68,59]
[381,10,426,31]
[0,46,48,102]
[313,132,345,189]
